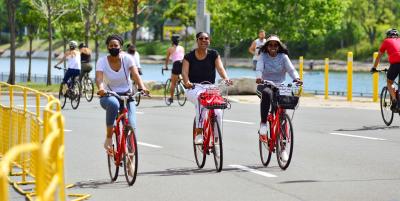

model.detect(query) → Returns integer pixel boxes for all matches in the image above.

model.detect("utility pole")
[196,0,210,33]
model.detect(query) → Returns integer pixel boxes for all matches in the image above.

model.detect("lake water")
[0,58,389,96]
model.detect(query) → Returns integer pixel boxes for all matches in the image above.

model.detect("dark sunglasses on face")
[268,43,279,47]
[198,37,209,41]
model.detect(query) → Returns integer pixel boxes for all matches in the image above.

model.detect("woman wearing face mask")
[96,34,149,152]
[255,35,302,162]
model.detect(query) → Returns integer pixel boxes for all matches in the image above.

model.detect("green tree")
[31,0,74,85]
[6,0,19,84]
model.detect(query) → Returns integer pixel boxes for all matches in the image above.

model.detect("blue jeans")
[63,69,80,84]
[100,96,136,128]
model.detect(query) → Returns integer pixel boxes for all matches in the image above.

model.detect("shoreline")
[0,49,383,72]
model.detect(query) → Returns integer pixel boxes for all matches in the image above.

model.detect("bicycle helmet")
[78,43,87,49]
[69,40,78,49]
[386,28,399,38]
[171,34,180,45]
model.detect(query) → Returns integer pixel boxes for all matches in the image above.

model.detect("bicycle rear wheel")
[58,84,67,109]
[193,118,206,168]
[124,127,138,186]
[70,80,81,110]
[108,129,120,181]
[83,77,94,102]
[259,122,272,167]
[276,112,294,170]
[164,79,172,106]
[380,86,394,126]
[212,118,223,172]
[176,82,187,106]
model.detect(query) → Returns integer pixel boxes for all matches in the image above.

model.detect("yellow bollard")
[299,56,304,81]
[347,52,353,101]
[325,58,329,99]
[372,52,379,102]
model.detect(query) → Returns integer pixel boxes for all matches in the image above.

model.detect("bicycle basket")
[199,88,229,109]
[277,95,299,109]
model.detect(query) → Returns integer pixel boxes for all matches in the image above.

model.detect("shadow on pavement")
[279,177,400,184]
[69,178,129,189]
[335,125,400,132]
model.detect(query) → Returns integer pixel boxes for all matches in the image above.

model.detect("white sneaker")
[194,134,204,145]
[259,123,268,136]
[280,150,289,162]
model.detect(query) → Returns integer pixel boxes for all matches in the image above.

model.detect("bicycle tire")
[212,118,223,172]
[58,84,67,109]
[135,93,141,106]
[193,118,206,168]
[107,129,120,181]
[70,80,81,109]
[276,112,294,170]
[380,86,394,126]
[259,122,272,167]
[177,82,187,106]
[83,77,94,102]
[164,79,172,106]
[124,127,138,186]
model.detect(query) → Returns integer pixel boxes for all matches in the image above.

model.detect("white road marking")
[229,164,277,178]
[329,132,386,141]
[223,119,255,125]
[137,142,163,148]
[64,129,72,132]
[136,111,144,114]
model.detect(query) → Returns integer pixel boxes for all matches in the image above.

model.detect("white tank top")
[253,38,266,60]
[67,51,81,70]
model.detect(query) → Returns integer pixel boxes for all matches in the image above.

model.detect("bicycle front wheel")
[176,82,187,106]
[380,86,394,126]
[108,129,120,181]
[259,122,272,167]
[58,84,67,109]
[212,118,223,172]
[70,80,81,110]
[193,118,206,168]
[124,127,138,186]
[83,78,94,102]
[164,79,172,106]
[276,112,294,170]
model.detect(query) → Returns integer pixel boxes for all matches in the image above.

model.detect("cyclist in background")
[126,44,143,75]
[255,35,302,161]
[249,30,266,71]
[164,34,185,104]
[96,34,148,153]
[182,32,232,144]
[55,40,81,94]
[78,43,92,81]
[371,28,400,111]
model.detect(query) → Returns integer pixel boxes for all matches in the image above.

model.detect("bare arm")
[164,47,171,69]
[248,41,256,55]
[55,51,69,66]
[215,55,232,85]
[130,66,147,92]
[182,59,191,88]
[373,52,384,68]
[96,71,105,96]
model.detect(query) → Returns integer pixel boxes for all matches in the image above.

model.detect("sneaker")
[168,97,173,104]
[104,138,113,155]
[280,150,289,162]
[194,134,204,145]
[391,100,398,112]
[258,123,268,136]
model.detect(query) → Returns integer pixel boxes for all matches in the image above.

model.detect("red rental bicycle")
[105,90,144,186]
[192,82,230,172]
[258,80,300,170]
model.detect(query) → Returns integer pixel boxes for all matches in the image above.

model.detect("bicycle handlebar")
[259,80,302,87]
[371,68,388,73]
[54,65,63,70]
[161,67,170,75]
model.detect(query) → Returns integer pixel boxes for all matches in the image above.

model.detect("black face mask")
[108,48,120,57]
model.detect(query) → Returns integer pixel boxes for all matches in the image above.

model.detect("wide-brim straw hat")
[265,35,284,47]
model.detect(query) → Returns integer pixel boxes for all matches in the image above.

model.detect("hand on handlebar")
[256,78,263,84]
[223,79,233,86]
[97,89,106,97]
[293,78,303,86]
[370,67,378,73]
[184,82,193,89]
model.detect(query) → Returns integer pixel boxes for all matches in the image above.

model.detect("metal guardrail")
[0,82,90,201]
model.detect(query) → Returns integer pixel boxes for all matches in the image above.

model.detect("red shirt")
[379,38,400,64]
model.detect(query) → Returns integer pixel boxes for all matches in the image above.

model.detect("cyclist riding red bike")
[371,28,400,112]
[182,32,232,145]
[95,34,148,153]
[255,35,302,162]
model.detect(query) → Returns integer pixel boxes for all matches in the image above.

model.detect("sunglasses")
[198,37,209,41]
[268,43,279,47]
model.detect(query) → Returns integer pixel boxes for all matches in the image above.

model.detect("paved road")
[9,97,400,200]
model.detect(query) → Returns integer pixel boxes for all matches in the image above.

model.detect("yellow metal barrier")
[372,52,379,102]
[347,52,353,101]
[0,82,90,201]
[325,58,329,100]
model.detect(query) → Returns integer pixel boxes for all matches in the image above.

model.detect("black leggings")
[257,85,277,123]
